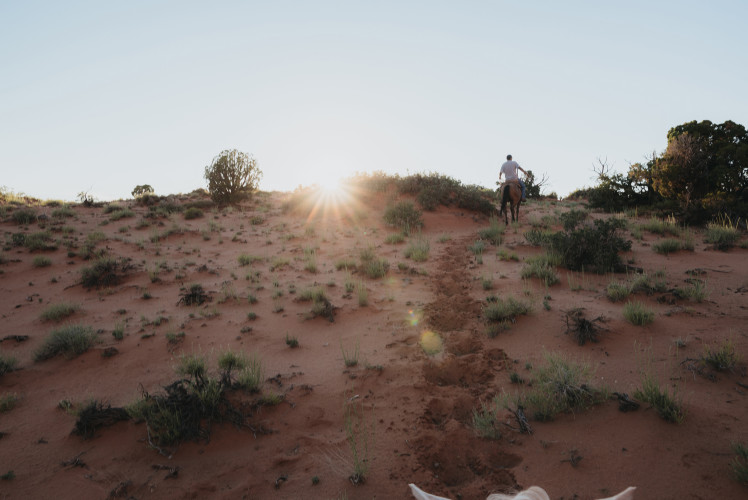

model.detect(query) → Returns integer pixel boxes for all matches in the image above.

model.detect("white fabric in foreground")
[409,483,636,500]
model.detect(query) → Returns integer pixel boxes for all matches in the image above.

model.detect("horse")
[498,180,522,224]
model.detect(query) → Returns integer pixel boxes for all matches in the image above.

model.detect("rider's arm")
[517,166,527,176]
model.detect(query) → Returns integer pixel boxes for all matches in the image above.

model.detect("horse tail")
[501,185,510,213]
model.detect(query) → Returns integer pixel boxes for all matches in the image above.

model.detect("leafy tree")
[651,120,748,215]
[131,185,154,197]
[204,150,262,204]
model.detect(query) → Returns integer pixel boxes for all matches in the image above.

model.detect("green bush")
[483,296,531,326]
[472,399,502,439]
[80,257,129,288]
[131,184,154,197]
[652,238,683,255]
[523,228,554,247]
[547,218,631,273]
[384,233,405,244]
[701,338,740,372]
[521,255,560,286]
[0,353,18,377]
[478,216,504,245]
[236,353,264,392]
[15,231,57,251]
[32,255,52,267]
[40,302,81,322]
[634,371,684,423]
[705,220,741,250]
[34,324,98,361]
[204,149,262,204]
[12,208,37,225]
[525,352,607,421]
[0,393,20,413]
[51,206,75,218]
[559,209,589,230]
[606,280,632,302]
[622,301,655,326]
[109,208,135,221]
[404,235,430,262]
[383,201,423,234]
[730,442,748,485]
[183,207,204,220]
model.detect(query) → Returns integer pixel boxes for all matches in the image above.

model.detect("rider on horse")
[499,154,527,202]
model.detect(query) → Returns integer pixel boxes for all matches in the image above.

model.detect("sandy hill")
[0,186,746,499]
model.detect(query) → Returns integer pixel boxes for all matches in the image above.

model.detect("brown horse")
[498,181,522,224]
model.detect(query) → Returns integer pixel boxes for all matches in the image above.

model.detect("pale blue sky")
[2,1,746,201]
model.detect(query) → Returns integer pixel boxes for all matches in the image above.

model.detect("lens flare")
[419,330,443,355]
[407,309,423,327]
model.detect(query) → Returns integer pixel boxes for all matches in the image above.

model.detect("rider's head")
[506,154,512,160]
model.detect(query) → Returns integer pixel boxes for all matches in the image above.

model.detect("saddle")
[500,179,521,191]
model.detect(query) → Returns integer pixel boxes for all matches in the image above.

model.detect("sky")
[2,1,747,202]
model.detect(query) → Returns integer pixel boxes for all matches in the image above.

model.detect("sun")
[317,176,343,196]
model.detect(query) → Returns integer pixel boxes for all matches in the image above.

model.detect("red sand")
[0,189,746,499]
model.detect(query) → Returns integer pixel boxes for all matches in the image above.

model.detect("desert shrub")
[0,393,20,412]
[237,254,262,266]
[629,273,667,295]
[472,399,502,439]
[483,296,531,326]
[521,255,559,286]
[523,228,554,247]
[109,208,135,221]
[701,338,740,372]
[183,207,204,220]
[40,302,81,322]
[497,248,519,261]
[634,371,684,423]
[622,301,655,325]
[51,205,75,218]
[178,284,210,306]
[478,216,504,245]
[204,149,262,204]
[32,255,52,267]
[640,216,681,236]
[416,184,450,210]
[559,209,589,230]
[674,280,708,302]
[731,442,748,485]
[547,218,631,273]
[103,204,124,214]
[525,352,607,421]
[705,218,741,250]
[361,257,389,279]
[236,353,264,392]
[652,238,684,255]
[385,233,405,244]
[71,399,130,437]
[606,280,632,302]
[34,324,98,361]
[335,257,357,271]
[455,184,496,214]
[383,201,423,234]
[0,353,18,377]
[131,184,155,197]
[80,257,131,288]
[126,362,245,447]
[12,208,37,225]
[564,308,606,345]
[467,240,485,258]
[359,248,389,278]
[404,235,430,262]
[17,231,57,251]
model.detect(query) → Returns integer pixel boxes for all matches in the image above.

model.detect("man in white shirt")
[499,154,527,201]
